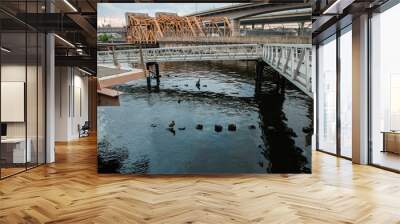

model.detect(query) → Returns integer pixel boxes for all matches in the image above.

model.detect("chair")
[78,121,90,138]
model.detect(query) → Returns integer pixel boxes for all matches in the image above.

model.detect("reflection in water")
[98,61,312,174]
[258,86,310,173]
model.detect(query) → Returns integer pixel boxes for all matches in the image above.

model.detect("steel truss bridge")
[97,44,312,97]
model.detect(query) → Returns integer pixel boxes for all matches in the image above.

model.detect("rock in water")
[228,124,236,131]
[214,125,223,132]
[202,84,207,87]
[196,124,203,130]
[248,125,256,130]
[178,127,186,131]
[285,128,297,137]
[150,124,157,128]
[302,127,313,133]
[287,128,297,137]
[184,84,189,87]
[177,99,181,104]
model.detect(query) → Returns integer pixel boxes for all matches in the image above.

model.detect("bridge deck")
[97,43,312,97]
[158,35,310,44]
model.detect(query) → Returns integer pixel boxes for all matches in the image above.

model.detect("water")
[98,61,313,174]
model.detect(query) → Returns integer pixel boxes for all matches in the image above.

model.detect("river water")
[98,61,313,174]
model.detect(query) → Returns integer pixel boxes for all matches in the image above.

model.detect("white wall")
[54,67,89,141]
[1,65,40,138]
[1,63,47,164]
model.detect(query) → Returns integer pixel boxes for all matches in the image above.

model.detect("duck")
[166,127,176,136]
[195,78,200,89]
[168,121,175,128]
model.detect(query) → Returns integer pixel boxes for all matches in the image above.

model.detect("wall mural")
[97,3,313,174]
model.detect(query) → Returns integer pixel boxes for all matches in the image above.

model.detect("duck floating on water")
[196,78,200,90]
[167,121,176,136]
[166,127,176,136]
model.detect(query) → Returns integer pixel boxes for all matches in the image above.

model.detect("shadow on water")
[257,67,312,173]
[98,137,150,174]
[98,61,312,174]
[257,89,310,173]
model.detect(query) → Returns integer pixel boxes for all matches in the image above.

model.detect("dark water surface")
[98,61,312,174]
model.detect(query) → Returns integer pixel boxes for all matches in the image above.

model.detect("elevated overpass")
[187,3,310,19]
[187,2,310,36]
[98,3,311,45]
[97,8,311,36]
[98,26,126,34]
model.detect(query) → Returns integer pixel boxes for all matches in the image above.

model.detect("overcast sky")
[98,3,232,27]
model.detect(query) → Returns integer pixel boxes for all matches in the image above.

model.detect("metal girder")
[55,55,96,73]
[126,14,232,44]
[13,13,88,32]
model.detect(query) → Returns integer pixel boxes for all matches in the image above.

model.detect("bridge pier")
[146,63,152,91]
[154,63,160,92]
[255,60,265,96]
[277,75,286,95]
[146,62,160,92]
[256,61,287,97]
[231,19,240,37]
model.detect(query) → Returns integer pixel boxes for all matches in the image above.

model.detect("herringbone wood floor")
[1,136,400,224]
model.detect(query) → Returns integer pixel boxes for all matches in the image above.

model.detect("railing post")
[283,47,291,74]
[294,47,305,81]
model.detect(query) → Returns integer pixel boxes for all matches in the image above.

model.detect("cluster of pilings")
[145,62,160,92]
[255,60,286,97]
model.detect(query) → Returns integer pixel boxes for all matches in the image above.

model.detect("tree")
[98,33,113,42]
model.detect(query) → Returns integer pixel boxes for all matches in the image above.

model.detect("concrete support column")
[255,60,264,96]
[352,14,369,164]
[46,32,55,163]
[54,67,73,142]
[231,19,240,37]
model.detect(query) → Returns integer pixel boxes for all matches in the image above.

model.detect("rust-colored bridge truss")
[126,13,232,44]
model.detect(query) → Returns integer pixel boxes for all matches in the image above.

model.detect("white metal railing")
[97,43,312,97]
[97,44,262,64]
[261,44,312,97]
